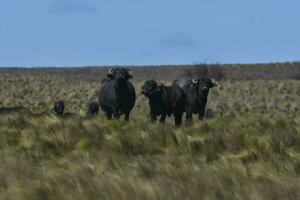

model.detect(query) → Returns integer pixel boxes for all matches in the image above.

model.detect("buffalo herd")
[1,68,216,126]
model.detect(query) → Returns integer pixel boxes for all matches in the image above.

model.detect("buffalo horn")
[192,78,198,84]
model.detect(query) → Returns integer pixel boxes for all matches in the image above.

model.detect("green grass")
[0,76,299,199]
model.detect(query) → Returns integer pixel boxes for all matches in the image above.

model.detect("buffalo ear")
[107,74,114,79]
[210,79,217,88]
[127,70,133,79]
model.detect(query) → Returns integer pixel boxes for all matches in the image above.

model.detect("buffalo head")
[141,80,159,97]
[195,77,217,98]
[87,101,100,116]
[107,68,133,81]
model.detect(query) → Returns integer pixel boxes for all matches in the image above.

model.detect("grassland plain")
[0,65,299,200]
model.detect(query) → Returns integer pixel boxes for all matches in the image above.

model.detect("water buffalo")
[53,100,65,116]
[173,77,217,123]
[98,68,136,121]
[141,80,186,126]
[87,101,100,116]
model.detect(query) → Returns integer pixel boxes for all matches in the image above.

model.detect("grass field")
[0,64,299,199]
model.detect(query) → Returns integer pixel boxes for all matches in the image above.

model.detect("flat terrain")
[0,63,299,200]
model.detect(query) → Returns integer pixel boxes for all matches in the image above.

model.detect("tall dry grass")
[0,72,299,200]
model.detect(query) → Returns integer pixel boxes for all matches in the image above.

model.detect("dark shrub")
[181,64,226,81]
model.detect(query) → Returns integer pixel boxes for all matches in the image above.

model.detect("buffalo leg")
[106,112,112,120]
[150,110,157,123]
[175,113,183,127]
[198,108,205,121]
[199,102,207,120]
[125,112,130,121]
[112,108,120,120]
[198,114,204,121]
[160,114,166,124]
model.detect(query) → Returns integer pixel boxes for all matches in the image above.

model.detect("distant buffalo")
[141,80,186,126]
[53,100,65,116]
[87,101,100,116]
[173,77,217,123]
[98,68,136,121]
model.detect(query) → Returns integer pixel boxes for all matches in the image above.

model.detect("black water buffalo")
[173,77,217,123]
[87,101,100,116]
[98,68,136,121]
[53,100,65,116]
[141,80,186,126]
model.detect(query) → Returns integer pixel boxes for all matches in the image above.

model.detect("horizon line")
[0,60,300,69]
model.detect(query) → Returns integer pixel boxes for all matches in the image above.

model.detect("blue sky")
[0,0,299,67]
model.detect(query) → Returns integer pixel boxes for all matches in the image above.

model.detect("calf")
[141,80,186,126]
[53,100,65,116]
[87,101,100,116]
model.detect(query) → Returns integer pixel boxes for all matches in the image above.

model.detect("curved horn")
[192,78,199,84]
[108,68,114,74]
[107,68,115,79]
